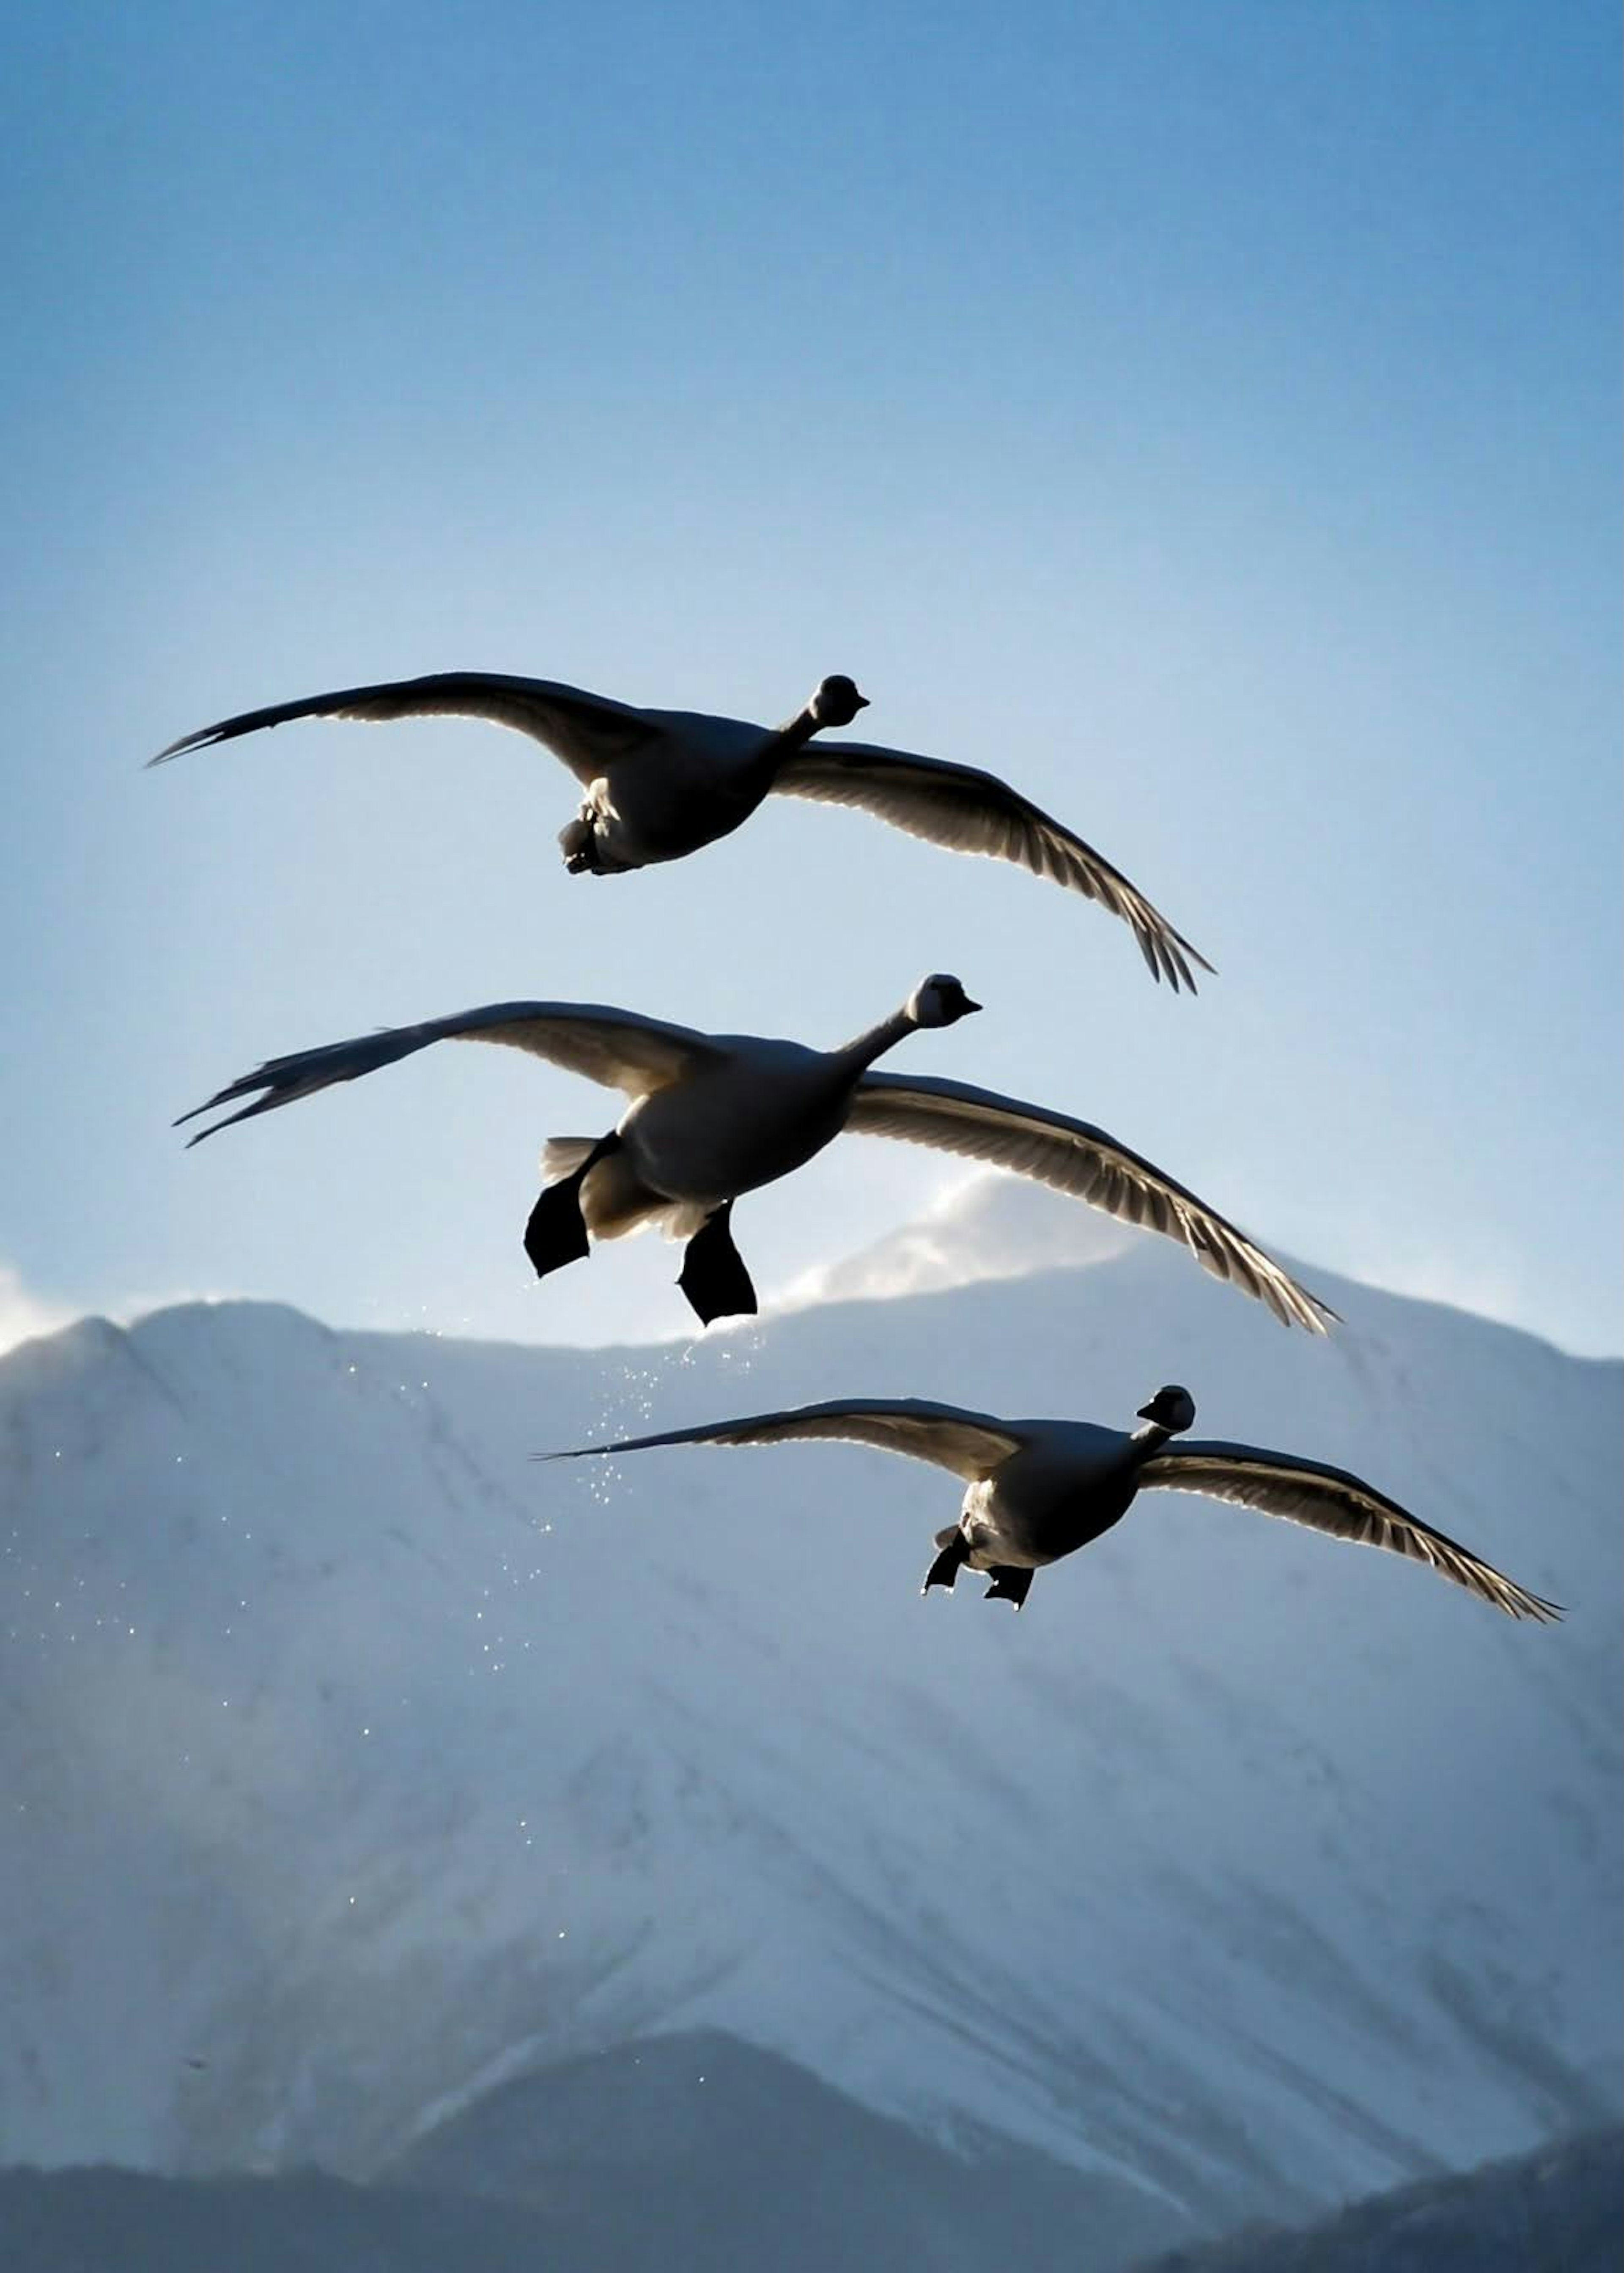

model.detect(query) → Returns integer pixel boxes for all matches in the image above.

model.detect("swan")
[149,671,1213,990]
[175,977,1331,1330]
[550,1385,1561,1620]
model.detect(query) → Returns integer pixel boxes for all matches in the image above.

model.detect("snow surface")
[2,1184,1618,2239]
[774,1168,1138,1308]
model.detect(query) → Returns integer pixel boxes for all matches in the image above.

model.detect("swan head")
[809,674,870,729]
[908,973,982,1028]
[1136,1385,1196,1434]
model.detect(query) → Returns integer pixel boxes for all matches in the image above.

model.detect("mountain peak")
[777,1172,1141,1311]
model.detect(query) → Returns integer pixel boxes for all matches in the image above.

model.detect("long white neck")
[772,700,822,749]
[832,1005,916,1080]
[743,703,822,795]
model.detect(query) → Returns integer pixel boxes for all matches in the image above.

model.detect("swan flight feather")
[775,744,1213,992]
[550,1397,1024,1480]
[176,1001,724,1146]
[1139,1442,1562,1620]
[847,1074,1336,1333]
[148,672,653,787]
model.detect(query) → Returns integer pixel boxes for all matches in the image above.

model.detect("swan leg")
[921,1531,967,1595]
[677,1203,757,1326]
[983,1566,1033,1611]
[524,1134,619,1278]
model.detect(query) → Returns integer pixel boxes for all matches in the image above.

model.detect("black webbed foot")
[558,816,598,874]
[983,1567,1033,1611]
[524,1135,618,1279]
[678,1202,757,1326]
[922,1534,967,1595]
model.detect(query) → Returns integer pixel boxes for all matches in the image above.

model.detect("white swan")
[551,1385,1561,1620]
[176,977,1330,1330]
[149,671,1213,990]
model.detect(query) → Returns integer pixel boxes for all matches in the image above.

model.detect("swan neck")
[1130,1420,1173,1455]
[744,710,819,794]
[770,707,820,754]
[834,1008,916,1077]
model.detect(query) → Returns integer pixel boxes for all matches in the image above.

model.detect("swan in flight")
[150,671,1213,990]
[551,1385,1561,1620]
[176,978,1330,1330]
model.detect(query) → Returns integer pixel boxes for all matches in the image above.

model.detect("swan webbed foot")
[983,1567,1033,1611]
[922,1534,967,1595]
[524,1135,618,1279]
[558,816,599,875]
[678,1203,757,1326]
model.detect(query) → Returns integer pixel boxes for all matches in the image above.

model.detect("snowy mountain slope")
[773,1168,1138,1306]
[1,1215,1618,2247]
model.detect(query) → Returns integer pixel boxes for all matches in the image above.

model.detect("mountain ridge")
[3,1223,1618,2244]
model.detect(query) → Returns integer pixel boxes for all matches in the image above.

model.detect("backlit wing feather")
[1140,1441,1561,1620]
[846,1075,1335,1332]
[150,672,656,786]
[774,743,1212,990]
[177,1000,724,1145]
[549,1397,1024,1480]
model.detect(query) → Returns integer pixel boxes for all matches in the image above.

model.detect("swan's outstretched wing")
[149,673,657,786]
[1138,1441,1561,1621]
[772,743,1213,991]
[846,1074,1335,1333]
[549,1397,1024,1480]
[177,1001,725,1146]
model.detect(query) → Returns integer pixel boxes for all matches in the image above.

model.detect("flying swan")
[550,1385,1561,1619]
[176,976,1330,1330]
[150,671,1213,990]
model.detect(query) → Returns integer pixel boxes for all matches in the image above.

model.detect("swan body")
[551,1385,1561,1621]
[150,670,1212,988]
[176,978,1330,1329]
[617,1037,855,1206]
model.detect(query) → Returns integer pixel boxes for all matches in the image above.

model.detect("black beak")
[856,694,870,709]
[960,997,982,1014]
[1136,1401,1160,1421]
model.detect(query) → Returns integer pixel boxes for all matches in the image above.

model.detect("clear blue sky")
[1,0,1618,1355]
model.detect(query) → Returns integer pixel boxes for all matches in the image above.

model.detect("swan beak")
[856,693,870,708]
[1135,1401,1159,1420]
[961,997,982,1014]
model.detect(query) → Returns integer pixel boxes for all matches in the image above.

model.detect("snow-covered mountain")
[774,1168,1139,1307]
[2,1190,1618,2254]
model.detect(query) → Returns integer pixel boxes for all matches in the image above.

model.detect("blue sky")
[1,0,1618,1356]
